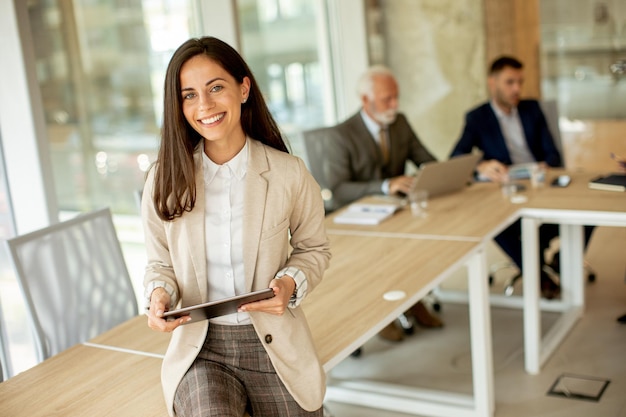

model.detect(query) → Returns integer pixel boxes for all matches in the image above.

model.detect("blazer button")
[264,334,273,344]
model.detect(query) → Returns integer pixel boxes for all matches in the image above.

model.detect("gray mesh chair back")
[539,99,563,165]
[4,208,138,362]
[301,127,335,213]
[0,295,11,381]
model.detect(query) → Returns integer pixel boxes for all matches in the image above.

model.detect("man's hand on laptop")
[388,175,415,196]
[477,160,509,183]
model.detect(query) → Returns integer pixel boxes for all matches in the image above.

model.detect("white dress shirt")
[490,101,536,164]
[202,141,248,325]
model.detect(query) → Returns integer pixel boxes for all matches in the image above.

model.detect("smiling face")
[179,54,250,162]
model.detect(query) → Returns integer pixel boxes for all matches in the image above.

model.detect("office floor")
[323,226,626,417]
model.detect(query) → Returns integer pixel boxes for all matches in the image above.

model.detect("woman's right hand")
[146,287,190,332]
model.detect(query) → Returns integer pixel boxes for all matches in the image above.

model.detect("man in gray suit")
[325,66,436,210]
[324,65,442,341]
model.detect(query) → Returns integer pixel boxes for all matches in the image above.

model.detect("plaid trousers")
[174,323,323,417]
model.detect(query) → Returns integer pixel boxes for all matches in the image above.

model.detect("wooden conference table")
[0,169,623,417]
[324,169,625,380]
[0,234,491,417]
[0,343,165,417]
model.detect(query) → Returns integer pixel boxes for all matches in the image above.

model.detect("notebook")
[588,173,626,192]
[411,152,483,197]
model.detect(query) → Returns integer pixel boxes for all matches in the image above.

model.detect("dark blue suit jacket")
[450,100,562,167]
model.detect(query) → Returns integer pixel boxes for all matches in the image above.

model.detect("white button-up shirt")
[490,100,536,164]
[203,141,248,325]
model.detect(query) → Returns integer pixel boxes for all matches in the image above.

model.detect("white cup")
[409,189,428,217]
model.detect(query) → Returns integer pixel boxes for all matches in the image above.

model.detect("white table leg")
[522,219,586,375]
[467,247,495,416]
[521,217,541,374]
[559,224,585,308]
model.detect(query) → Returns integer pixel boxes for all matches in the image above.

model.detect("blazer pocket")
[260,218,289,242]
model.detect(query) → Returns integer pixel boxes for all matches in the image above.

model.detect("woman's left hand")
[238,277,295,316]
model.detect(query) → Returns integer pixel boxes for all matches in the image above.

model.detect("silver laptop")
[411,152,483,197]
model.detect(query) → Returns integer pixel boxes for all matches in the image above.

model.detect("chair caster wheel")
[588,273,596,283]
[350,348,362,358]
[504,285,515,297]
[402,325,415,335]
[433,302,441,312]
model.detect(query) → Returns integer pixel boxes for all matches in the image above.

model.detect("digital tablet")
[162,288,275,323]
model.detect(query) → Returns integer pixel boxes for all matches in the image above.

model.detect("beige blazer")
[142,139,331,416]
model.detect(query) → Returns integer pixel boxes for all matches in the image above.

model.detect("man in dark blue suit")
[451,56,568,298]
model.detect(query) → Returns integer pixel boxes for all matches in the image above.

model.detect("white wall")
[381,0,487,161]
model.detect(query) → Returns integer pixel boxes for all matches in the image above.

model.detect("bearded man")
[324,65,436,210]
[323,66,441,341]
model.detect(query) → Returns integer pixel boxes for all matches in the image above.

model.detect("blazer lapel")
[185,145,208,302]
[243,139,269,290]
[485,106,513,165]
[350,113,381,168]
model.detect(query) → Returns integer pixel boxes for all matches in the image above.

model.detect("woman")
[142,36,330,417]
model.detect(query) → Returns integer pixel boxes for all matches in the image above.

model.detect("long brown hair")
[153,36,288,221]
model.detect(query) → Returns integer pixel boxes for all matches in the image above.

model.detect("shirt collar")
[360,109,383,139]
[202,138,249,183]
[490,99,518,119]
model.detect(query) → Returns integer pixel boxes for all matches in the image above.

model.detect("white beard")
[374,109,397,125]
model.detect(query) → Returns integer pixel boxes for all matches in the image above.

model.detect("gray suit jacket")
[324,111,435,210]
[142,139,331,416]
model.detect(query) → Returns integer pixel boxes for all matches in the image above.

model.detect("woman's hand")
[239,277,295,316]
[146,287,190,332]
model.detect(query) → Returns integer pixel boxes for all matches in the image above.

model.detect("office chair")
[0,295,11,381]
[299,127,336,214]
[134,188,143,213]
[4,207,138,363]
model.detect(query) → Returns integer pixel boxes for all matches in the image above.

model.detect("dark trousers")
[495,221,595,272]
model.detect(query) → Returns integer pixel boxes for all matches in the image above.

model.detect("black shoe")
[408,301,444,328]
[618,314,626,324]
[540,270,560,300]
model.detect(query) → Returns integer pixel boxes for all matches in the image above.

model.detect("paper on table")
[333,202,401,225]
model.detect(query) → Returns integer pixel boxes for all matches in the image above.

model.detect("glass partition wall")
[539,0,626,170]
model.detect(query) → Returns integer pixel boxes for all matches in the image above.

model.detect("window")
[28,0,202,215]
[237,0,337,136]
